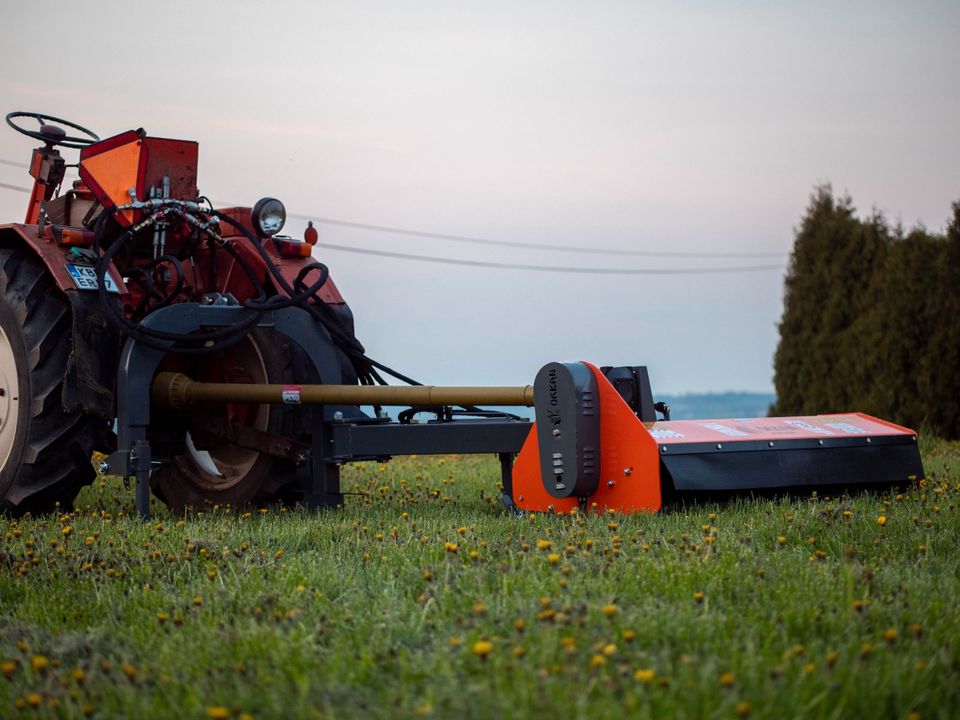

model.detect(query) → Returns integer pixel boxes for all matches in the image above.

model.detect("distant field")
[1,439,958,719]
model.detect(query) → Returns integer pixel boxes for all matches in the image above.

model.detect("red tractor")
[0,111,924,518]
[0,111,385,513]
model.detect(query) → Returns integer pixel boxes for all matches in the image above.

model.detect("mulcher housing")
[0,112,925,517]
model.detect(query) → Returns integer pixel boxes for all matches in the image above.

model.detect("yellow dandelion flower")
[735,700,751,717]
[590,654,606,667]
[776,536,786,545]
[536,539,552,551]
[444,542,459,554]
[512,646,527,657]
[601,603,619,617]
[883,628,898,643]
[30,655,49,672]
[472,640,493,657]
[602,643,617,657]
[2,661,15,678]
[826,650,839,667]
[156,612,169,624]
[634,668,655,685]
[72,668,86,683]
[472,603,488,616]
[422,570,433,581]
[121,662,136,680]
[27,693,42,708]
[877,516,887,526]
[622,629,637,642]
[693,591,705,604]
[719,671,736,687]
[193,596,203,606]
[547,553,561,565]
[206,707,230,720]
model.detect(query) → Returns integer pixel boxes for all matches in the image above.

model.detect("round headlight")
[251,197,286,237]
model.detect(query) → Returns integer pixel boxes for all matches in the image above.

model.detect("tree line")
[772,187,960,439]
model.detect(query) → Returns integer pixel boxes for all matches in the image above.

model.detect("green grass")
[1,439,959,719]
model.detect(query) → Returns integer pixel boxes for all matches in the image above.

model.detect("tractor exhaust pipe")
[152,371,535,410]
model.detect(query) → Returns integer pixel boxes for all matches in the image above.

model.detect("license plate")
[66,264,120,293]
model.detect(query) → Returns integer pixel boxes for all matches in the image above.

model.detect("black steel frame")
[104,303,531,518]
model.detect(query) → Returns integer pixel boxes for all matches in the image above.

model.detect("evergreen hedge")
[772,187,960,438]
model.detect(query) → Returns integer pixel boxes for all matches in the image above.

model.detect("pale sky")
[1,1,957,393]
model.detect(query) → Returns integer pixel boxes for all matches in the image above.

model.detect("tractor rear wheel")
[0,247,102,515]
[150,329,315,511]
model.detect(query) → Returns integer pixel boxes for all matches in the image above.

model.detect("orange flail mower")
[511,362,922,514]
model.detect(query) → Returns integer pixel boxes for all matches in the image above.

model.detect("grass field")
[1,438,958,719]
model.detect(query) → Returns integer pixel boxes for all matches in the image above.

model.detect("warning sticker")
[281,385,302,404]
[651,428,684,439]
[824,422,867,435]
[702,423,749,437]
[784,419,835,435]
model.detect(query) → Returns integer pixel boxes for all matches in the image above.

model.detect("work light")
[251,197,286,237]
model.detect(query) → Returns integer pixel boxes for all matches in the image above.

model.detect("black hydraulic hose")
[96,230,262,343]
[89,203,479,402]
[94,207,340,356]
[94,213,266,353]
[212,211,369,356]
[126,255,187,320]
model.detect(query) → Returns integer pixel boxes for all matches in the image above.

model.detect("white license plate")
[66,264,119,293]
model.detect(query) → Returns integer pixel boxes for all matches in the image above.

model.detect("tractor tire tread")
[0,247,101,515]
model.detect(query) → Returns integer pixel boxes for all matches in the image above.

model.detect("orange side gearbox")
[512,362,662,514]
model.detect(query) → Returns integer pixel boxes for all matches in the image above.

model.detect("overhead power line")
[0,159,29,169]
[0,176,787,273]
[316,242,783,274]
[0,162,785,259]
[288,212,786,259]
[0,181,29,193]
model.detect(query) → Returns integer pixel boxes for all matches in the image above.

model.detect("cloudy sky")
[1,1,957,394]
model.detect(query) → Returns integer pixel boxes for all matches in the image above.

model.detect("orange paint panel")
[512,426,579,514]
[80,140,143,225]
[513,362,662,514]
[651,413,914,444]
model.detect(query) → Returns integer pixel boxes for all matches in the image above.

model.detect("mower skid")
[512,363,924,513]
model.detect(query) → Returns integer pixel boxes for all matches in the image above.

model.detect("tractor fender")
[0,223,125,420]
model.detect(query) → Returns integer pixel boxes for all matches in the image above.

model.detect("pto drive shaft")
[152,372,535,410]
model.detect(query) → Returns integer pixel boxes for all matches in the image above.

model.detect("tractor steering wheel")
[5,111,100,149]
